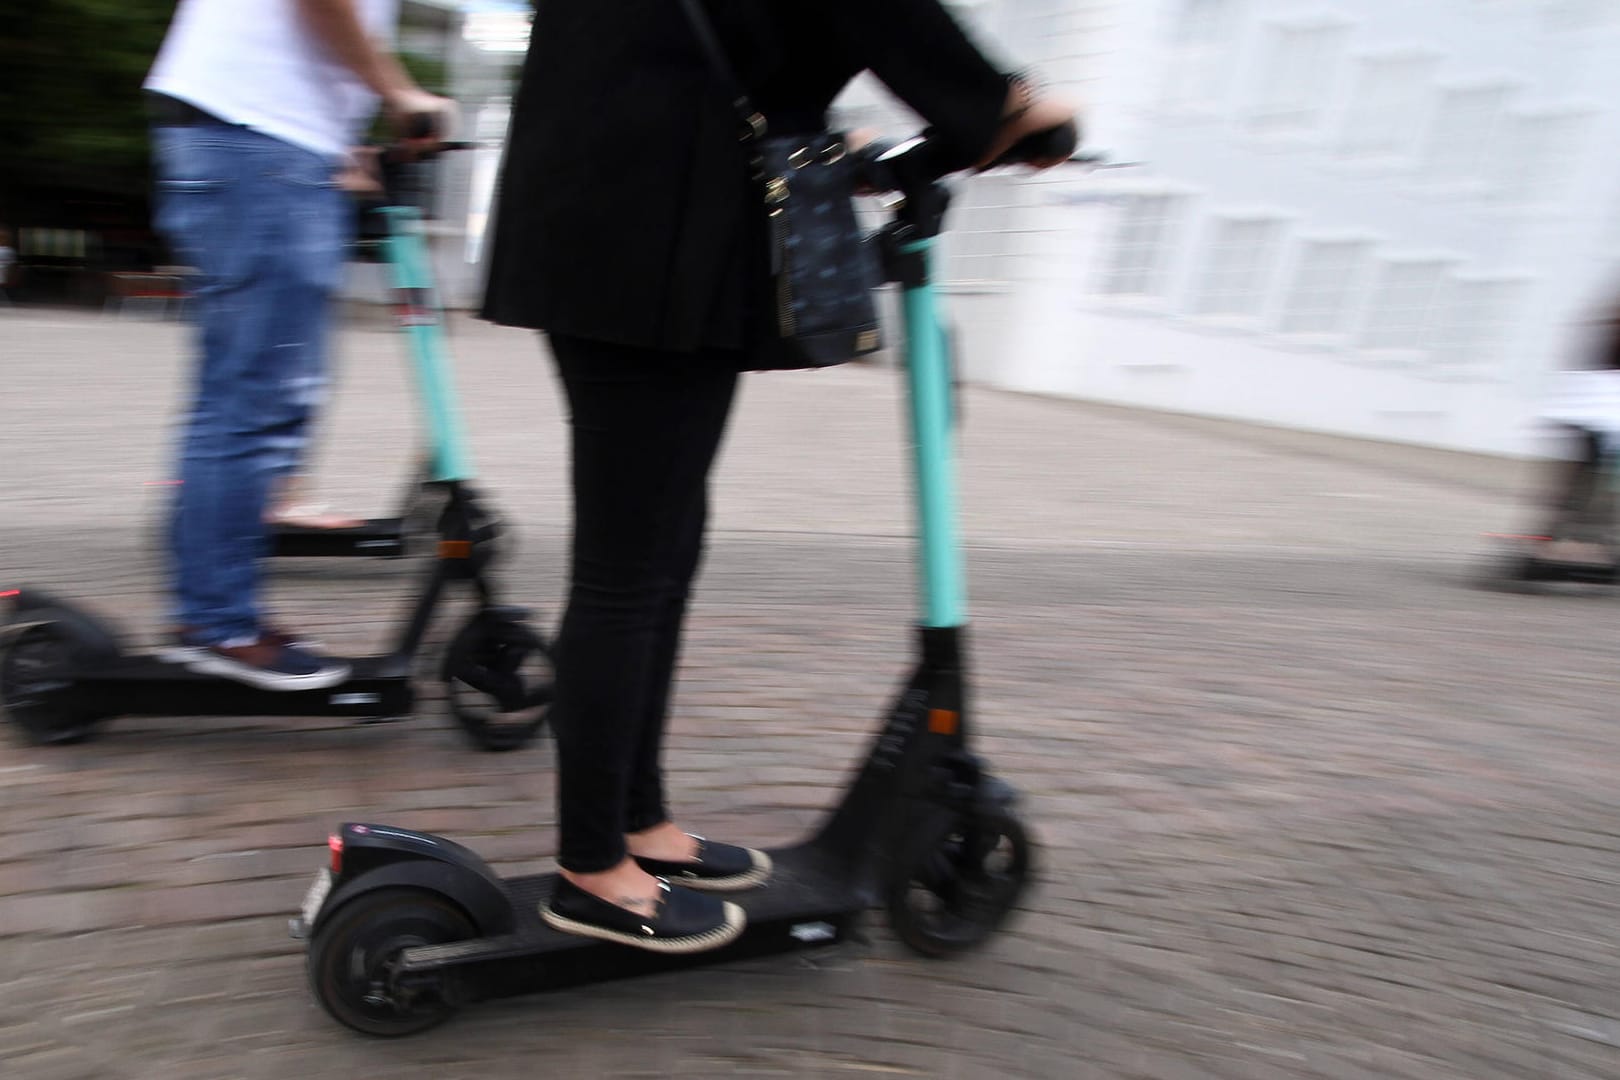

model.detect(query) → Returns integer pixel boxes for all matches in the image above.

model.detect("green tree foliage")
[0,0,178,208]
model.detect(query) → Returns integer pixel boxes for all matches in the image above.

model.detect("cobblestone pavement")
[1,310,1617,1079]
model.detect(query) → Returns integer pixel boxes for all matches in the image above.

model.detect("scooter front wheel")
[442,611,553,752]
[886,805,1033,958]
[307,887,474,1037]
[0,621,105,745]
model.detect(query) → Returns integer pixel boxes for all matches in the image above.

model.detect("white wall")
[917,0,1620,456]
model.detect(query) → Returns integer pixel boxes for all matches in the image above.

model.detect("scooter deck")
[59,653,414,719]
[270,518,408,559]
[1515,557,1619,585]
[398,845,871,999]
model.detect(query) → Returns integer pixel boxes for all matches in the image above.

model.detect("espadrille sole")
[540,900,746,954]
[656,850,773,893]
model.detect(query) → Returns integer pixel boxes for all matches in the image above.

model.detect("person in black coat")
[482,0,1076,953]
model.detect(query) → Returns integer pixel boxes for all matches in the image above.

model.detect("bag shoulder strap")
[678,0,767,142]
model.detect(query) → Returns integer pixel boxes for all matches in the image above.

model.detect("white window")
[1192,217,1286,317]
[1097,193,1186,297]
[1358,259,1453,351]
[1277,239,1370,335]
[1175,0,1230,39]
[1428,278,1526,370]
[1338,54,1436,159]
[1543,0,1610,32]
[940,174,1018,284]
[1421,85,1511,185]
[1491,112,1590,207]
[1247,23,1349,133]
[1007,0,1103,89]
[1160,0,1237,112]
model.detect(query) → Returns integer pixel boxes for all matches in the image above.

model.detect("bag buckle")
[788,141,847,170]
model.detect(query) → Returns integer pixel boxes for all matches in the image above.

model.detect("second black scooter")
[0,198,553,752]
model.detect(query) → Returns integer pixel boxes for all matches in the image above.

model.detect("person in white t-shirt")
[144,0,451,689]
[1532,308,1620,565]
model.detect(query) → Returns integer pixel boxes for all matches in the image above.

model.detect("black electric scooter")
[0,195,552,752]
[289,123,1078,1037]
[1484,433,1619,590]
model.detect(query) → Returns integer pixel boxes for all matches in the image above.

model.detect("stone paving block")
[0,1049,117,1080]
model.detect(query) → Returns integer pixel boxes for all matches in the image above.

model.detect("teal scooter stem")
[380,206,475,485]
[899,238,966,629]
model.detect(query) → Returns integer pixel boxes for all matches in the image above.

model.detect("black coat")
[479,0,1011,357]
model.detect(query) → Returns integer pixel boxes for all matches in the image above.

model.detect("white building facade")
[839,0,1620,456]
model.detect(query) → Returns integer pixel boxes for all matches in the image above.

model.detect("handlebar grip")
[405,113,439,141]
[991,119,1081,168]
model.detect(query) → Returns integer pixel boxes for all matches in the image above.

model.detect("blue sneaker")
[166,633,350,691]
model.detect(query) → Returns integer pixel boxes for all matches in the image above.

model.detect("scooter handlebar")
[404,112,439,141]
[855,119,1084,197]
[984,118,1081,170]
[380,140,476,162]
[395,113,475,157]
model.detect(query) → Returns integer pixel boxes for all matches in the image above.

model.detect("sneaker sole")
[158,648,351,692]
[539,901,746,954]
[650,850,774,893]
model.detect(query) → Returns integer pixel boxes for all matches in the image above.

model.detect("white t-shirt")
[145,0,400,159]
[1540,369,1620,453]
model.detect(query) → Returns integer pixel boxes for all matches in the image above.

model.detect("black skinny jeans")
[548,334,741,873]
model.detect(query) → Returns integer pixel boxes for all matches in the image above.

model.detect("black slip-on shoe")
[632,835,773,892]
[541,876,745,954]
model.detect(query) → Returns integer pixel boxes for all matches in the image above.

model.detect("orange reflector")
[439,540,472,559]
[928,709,958,735]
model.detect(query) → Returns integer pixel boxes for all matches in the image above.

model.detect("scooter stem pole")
[899,238,966,629]
[381,206,475,483]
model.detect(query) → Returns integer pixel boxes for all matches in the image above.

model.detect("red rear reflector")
[328,834,344,874]
[0,590,19,600]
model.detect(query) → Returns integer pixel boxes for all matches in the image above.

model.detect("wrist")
[1002,72,1038,122]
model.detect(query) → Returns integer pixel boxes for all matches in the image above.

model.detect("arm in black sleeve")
[825,0,1013,169]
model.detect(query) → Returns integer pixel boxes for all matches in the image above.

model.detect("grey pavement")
[0,309,1617,1079]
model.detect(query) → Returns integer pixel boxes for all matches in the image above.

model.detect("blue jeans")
[152,123,345,644]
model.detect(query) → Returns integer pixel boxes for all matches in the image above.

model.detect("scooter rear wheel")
[443,611,553,752]
[886,805,1033,958]
[0,621,104,745]
[308,887,474,1037]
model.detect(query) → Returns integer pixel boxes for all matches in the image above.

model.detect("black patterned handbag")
[679,0,885,368]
